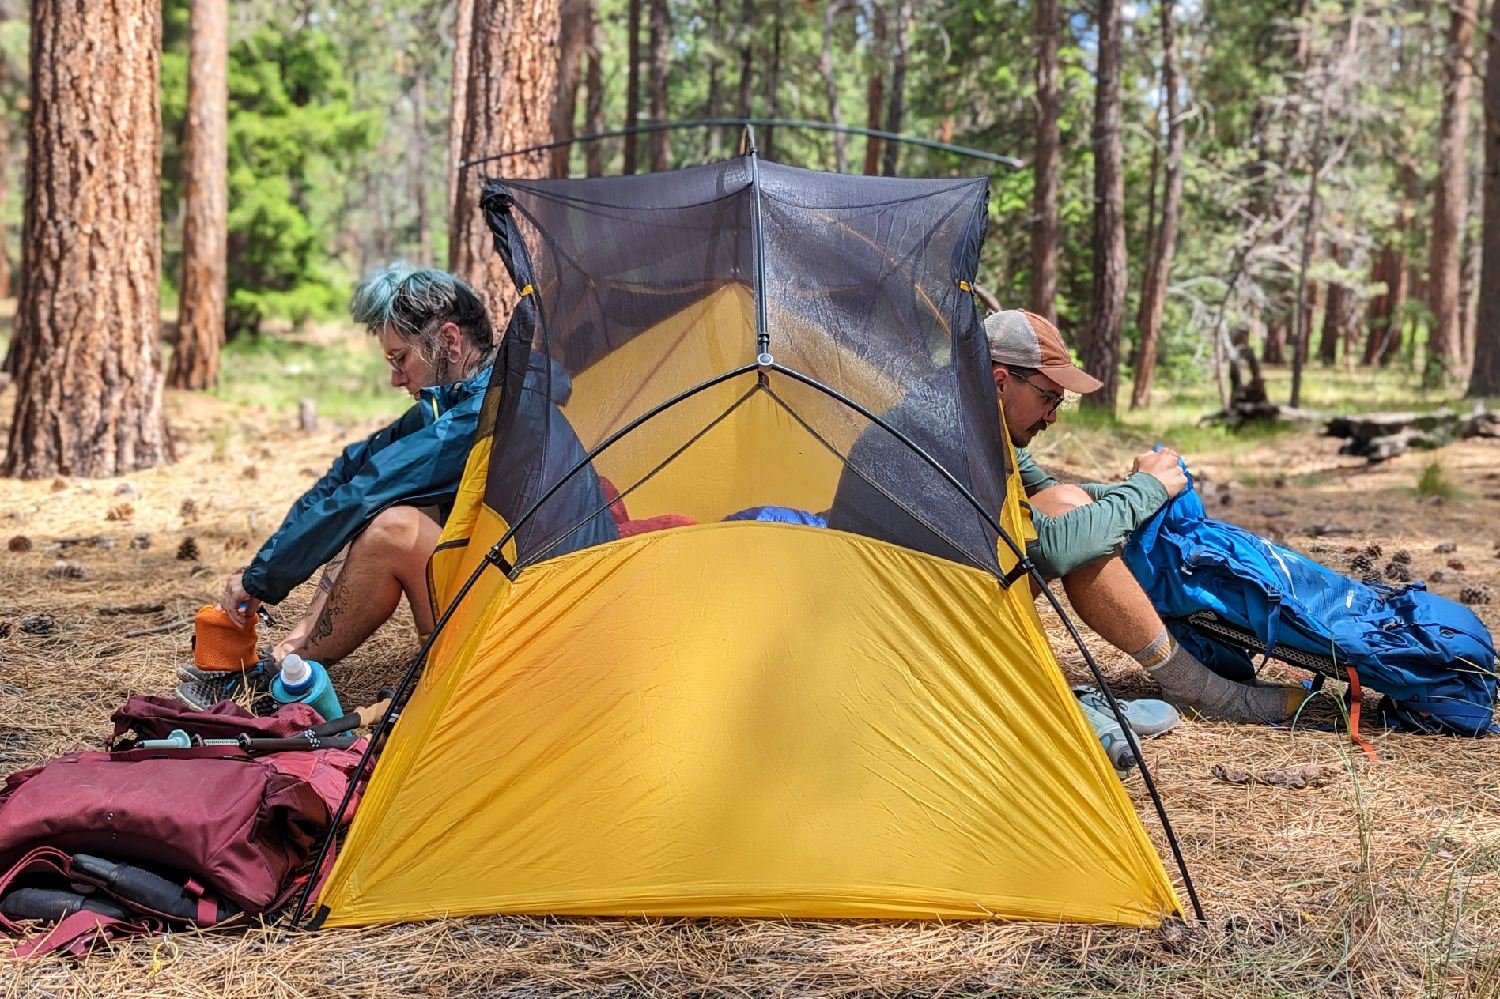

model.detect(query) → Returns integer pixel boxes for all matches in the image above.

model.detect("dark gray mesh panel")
[478,158,1009,575]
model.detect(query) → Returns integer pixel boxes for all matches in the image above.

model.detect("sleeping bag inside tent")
[315,157,1184,927]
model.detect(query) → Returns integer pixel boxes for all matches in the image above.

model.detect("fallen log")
[1325,405,1499,460]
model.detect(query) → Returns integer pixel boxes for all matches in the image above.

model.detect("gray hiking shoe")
[1073,686,1183,738]
[174,657,274,713]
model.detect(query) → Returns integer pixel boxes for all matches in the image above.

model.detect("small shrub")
[1415,460,1460,500]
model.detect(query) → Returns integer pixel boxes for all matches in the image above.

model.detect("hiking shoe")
[174,658,274,713]
[1074,686,1182,739]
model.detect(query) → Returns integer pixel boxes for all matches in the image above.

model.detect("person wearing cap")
[984,309,1306,724]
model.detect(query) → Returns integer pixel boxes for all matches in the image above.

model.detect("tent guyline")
[298,153,1200,924]
[457,118,1026,172]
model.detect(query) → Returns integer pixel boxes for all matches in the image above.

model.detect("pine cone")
[176,537,200,561]
[180,498,199,523]
[20,613,55,635]
[1362,543,1383,559]
[1349,553,1374,573]
[7,536,32,553]
[129,533,152,550]
[1459,586,1493,606]
[1383,562,1411,582]
[1391,549,1412,565]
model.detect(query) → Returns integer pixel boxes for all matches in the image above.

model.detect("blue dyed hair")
[349,263,492,350]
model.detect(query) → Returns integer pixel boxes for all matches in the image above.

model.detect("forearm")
[1027,472,1169,578]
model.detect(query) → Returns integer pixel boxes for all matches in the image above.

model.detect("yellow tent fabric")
[321,520,1181,927]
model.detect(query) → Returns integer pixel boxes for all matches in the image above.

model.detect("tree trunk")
[1459,182,1481,367]
[624,0,641,173]
[863,2,885,175]
[1470,0,1500,398]
[1129,0,1184,410]
[737,0,755,119]
[647,0,670,171]
[1427,0,1478,385]
[821,0,848,173]
[1319,270,1348,366]
[7,0,173,477]
[169,0,228,392]
[765,12,783,161]
[704,0,724,161]
[1082,0,1125,412]
[584,0,605,176]
[450,0,561,334]
[1029,0,1060,322]
[880,0,911,177]
[448,0,474,255]
[412,73,433,265]
[551,0,589,178]
[1263,322,1288,365]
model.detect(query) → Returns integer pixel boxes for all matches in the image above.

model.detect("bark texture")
[450,0,561,333]
[1082,0,1126,411]
[7,0,173,477]
[821,0,848,173]
[169,0,228,391]
[584,0,605,176]
[551,0,588,178]
[448,0,474,252]
[1427,0,1478,383]
[1469,2,1500,398]
[1029,0,1060,321]
[1129,0,1183,409]
[624,0,641,173]
[647,0,671,171]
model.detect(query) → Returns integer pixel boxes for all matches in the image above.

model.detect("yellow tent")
[311,159,1185,927]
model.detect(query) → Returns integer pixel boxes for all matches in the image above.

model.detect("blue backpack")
[1123,479,1497,737]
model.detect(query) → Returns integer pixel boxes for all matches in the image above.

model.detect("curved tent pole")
[287,360,762,928]
[745,129,771,359]
[765,362,1206,923]
[458,117,1024,171]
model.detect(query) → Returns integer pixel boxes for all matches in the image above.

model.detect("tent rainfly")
[310,152,1189,928]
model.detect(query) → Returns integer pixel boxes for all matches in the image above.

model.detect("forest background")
[0,0,1498,476]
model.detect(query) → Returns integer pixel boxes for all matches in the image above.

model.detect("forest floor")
[0,337,1498,997]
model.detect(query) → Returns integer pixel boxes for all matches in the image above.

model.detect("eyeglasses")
[385,349,409,373]
[1008,369,1066,415]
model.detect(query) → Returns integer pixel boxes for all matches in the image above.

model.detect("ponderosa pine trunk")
[168,0,228,391]
[1427,0,1478,385]
[624,0,641,173]
[647,0,670,171]
[704,0,724,160]
[1469,0,1500,398]
[584,0,605,176]
[880,0,911,177]
[863,3,885,174]
[413,74,433,266]
[737,0,755,120]
[448,0,474,255]
[1082,0,1125,412]
[1029,0,1060,322]
[551,0,588,178]
[821,0,848,173]
[450,0,560,333]
[1129,0,1184,410]
[6,0,172,477]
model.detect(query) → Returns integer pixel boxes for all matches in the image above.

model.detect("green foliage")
[160,16,377,338]
[1415,459,1460,500]
[201,325,409,423]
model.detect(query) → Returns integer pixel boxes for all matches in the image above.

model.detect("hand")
[1131,447,1189,498]
[219,571,261,630]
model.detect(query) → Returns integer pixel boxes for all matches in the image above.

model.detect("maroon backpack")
[0,696,366,957]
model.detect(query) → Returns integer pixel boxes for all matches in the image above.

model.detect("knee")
[356,506,431,553]
[1030,483,1092,519]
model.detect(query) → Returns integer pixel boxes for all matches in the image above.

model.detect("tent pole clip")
[756,352,774,367]
[1001,558,1035,589]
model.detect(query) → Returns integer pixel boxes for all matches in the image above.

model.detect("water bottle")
[1074,695,1138,774]
[271,653,344,723]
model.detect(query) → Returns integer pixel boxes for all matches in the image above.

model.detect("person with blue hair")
[178,263,617,709]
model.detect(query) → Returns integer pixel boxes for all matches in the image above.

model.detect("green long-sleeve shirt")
[1014,448,1169,580]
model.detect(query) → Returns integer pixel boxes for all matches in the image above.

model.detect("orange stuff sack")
[191,605,258,671]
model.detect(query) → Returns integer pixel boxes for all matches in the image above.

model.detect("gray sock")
[1132,628,1302,724]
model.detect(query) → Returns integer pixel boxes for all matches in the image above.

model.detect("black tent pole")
[766,362,1207,923]
[459,118,1023,171]
[745,126,771,361]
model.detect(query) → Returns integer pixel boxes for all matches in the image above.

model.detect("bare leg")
[1030,485,1164,650]
[273,506,440,667]
[1031,484,1304,722]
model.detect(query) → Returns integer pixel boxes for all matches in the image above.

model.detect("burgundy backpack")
[0,696,366,957]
